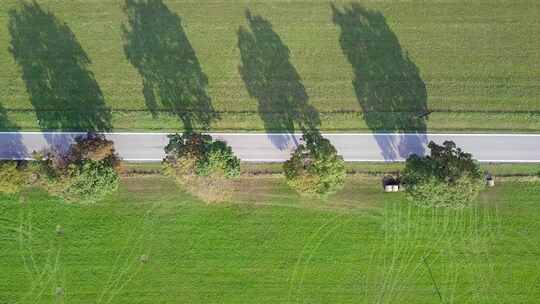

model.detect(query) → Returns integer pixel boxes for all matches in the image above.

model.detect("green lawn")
[1,176,540,303]
[0,0,539,132]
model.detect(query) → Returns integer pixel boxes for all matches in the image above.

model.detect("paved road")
[0,132,539,162]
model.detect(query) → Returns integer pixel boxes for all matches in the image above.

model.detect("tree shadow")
[122,0,218,131]
[332,3,428,160]
[8,1,112,144]
[238,10,320,150]
[0,103,28,159]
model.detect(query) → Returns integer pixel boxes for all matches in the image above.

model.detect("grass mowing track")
[1,175,539,303]
[0,0,539,132]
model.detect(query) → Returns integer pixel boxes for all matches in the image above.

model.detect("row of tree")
[0,132,487,208]
[160,131,486,208]
[160,131,347,200]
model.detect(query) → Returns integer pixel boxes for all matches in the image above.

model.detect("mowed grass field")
[1,176,540,303]
[0,0,540,132]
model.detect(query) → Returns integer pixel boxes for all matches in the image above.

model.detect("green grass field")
[1,176,540,303]
[0,0,539,132]
[233,162,540,176]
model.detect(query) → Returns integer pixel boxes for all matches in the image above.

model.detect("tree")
[32,133,121,203]
[284,131,346,196]
[69,133,120,168]
[402,141,484,208]
[162,132,241,203]
[163,132,240,178]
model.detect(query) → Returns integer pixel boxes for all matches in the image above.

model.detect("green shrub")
[402,141,484,208]
[284,131,346,196]
[61,160,119,203]
[29,151,65,183]
[405,176,484,208]
[0,161,26,194]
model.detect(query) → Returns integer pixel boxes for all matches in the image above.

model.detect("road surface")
[0,132,539,162]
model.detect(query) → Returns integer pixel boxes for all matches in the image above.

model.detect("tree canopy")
[284,131,346,196]
[163,132,240,178]
[32,133,121,203]
[402,141,484,208]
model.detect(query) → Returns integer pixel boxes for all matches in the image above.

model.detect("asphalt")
[0,132,539,162]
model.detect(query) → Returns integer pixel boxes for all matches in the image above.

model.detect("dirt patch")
[230,176,293,203]
[118,176,182,203]
[180,176,238,203]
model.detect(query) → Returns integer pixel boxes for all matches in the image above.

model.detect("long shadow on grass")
[238,10,320,150]
[122,0,218,131]
[0,103,28,159]
[332,3,428,160]
[8,1,112,145]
